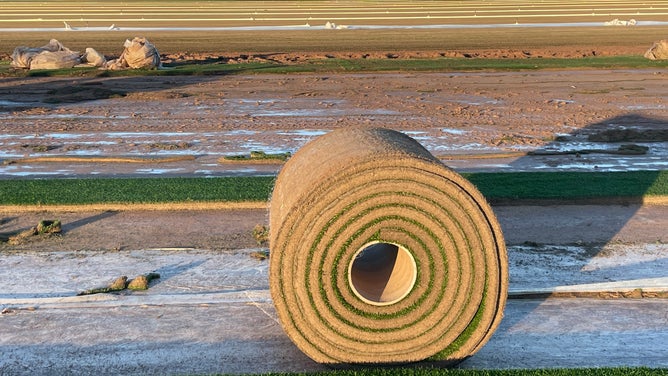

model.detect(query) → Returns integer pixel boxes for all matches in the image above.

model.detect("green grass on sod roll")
[0,171,666,206]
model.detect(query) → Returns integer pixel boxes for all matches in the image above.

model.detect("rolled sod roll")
[269,127,507,365]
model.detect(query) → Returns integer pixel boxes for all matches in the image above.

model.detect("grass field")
[1,171,666,207]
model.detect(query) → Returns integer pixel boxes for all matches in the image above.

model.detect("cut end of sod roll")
[269,127,508,365]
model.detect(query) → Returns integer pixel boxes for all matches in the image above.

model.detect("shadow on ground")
[473,110,667,368]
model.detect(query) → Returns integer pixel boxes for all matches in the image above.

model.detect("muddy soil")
[2,204,667,253]
[158,46,645,66]
[1,65,667,250]
[1,68,667,177]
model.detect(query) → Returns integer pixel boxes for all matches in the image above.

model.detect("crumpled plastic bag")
[29,50,81,70]
[81,47,107,67]
[105,37,161,70]
[11,39,80,69]
[644,40,668,60]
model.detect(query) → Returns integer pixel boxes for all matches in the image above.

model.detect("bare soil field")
[2,68,667,178]
[2,26,667,62]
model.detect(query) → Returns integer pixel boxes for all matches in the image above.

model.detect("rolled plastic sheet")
[269,127,507,365]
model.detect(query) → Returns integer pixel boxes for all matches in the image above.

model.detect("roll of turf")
[269,127,507,365]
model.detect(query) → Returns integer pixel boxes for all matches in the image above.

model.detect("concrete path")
[1,244,666,375]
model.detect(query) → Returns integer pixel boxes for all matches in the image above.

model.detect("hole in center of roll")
[348,242,417,306]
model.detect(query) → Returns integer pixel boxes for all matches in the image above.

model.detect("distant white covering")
[604,18,637,26]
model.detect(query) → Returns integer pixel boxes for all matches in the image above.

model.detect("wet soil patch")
[588,128,668,142]
[44,85,126,103]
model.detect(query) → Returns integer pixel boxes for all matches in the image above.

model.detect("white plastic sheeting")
[644,39,668,60]
[104,37,162,70]
[10,37,161,70]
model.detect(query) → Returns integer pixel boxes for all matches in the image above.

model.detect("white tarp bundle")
[10,39,81,70]
[81,47,107,67]
[604,18,637,26]
[104,37,161,70]
[10,37,161,70]
[644,40,668,60]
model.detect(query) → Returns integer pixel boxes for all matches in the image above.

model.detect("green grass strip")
[462,170,667,201]
[0,171,666,206]
[253,368,666,376]
[0,176,275,205]
[2,56,666,78]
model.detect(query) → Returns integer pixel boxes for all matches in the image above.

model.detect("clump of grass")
[108,276,129,291]
[78,273,160,295]
[37,219,61,234]
[5,219,61,245]
[252,224,269,246]
[222,150,291,163]
[145,142,191,150]
[127,272,161,290]
[250,224,270,260]
[249,249,269,261]
[21,144,59,153]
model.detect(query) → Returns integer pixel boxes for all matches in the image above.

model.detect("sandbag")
[644,39,668,60]
[105,37,161,69]
[269,127,508,365]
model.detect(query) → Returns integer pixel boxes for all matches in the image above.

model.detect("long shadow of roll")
[459,112,667,368]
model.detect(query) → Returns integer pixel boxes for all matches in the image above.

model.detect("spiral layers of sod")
[269,127,507,364]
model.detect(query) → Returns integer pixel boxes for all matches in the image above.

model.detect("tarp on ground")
[10,39,81,70]
[644,39,668,60]
[104,37,161,70]
[10,37,161,70]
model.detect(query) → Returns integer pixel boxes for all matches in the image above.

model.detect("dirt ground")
[2,62,668,178]
[1,62,667,265]
[2,204,668,253]
[158,46,646,65]
[1,61,667,247]
[1,49,668,373]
